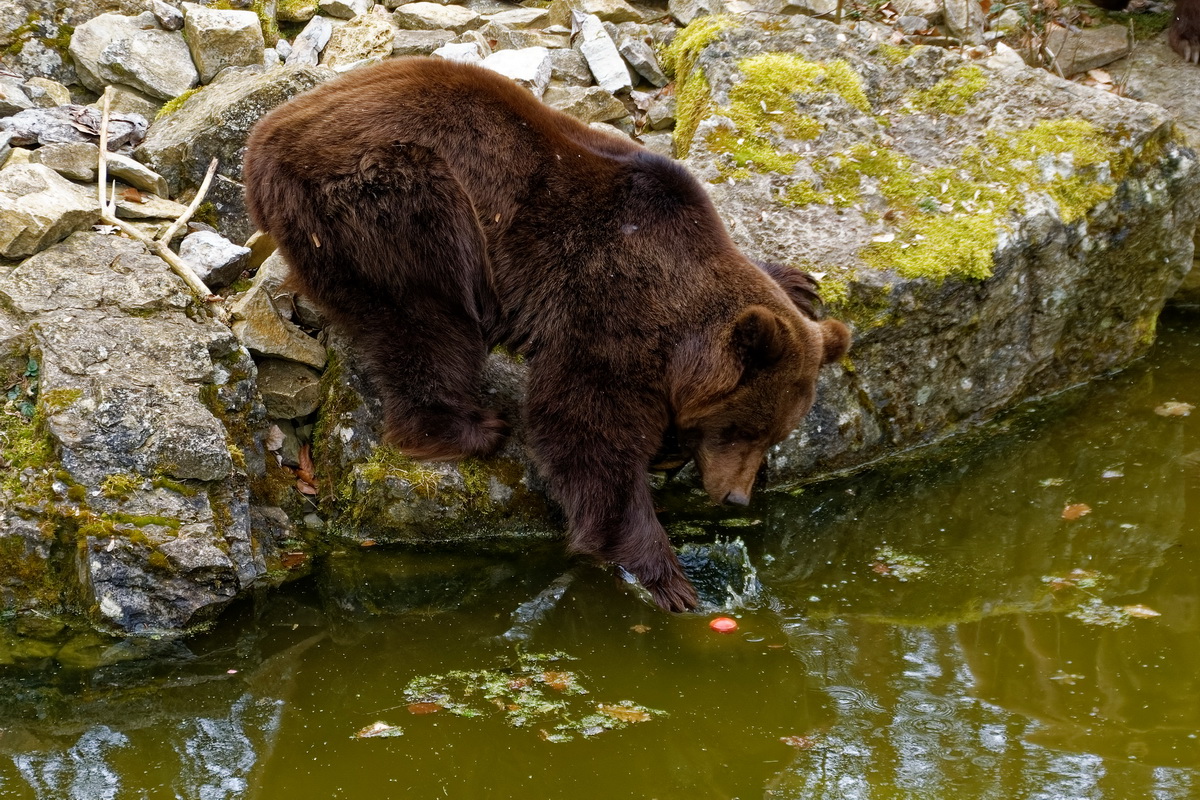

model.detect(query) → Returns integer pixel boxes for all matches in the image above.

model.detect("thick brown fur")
[243,58,850,612]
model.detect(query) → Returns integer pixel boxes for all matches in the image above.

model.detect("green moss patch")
[704,53,870,177]
[155,88,203,121]
[661,15,738,157]
[907,65,987,114]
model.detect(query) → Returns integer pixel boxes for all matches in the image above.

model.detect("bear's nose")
[723,490,750,506]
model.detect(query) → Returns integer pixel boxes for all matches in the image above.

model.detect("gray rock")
[286,15,334,66]
[0,105,147,150]
[30,142,99,182]
[392,28,456,56]
[434,40,489,64]
[152,0,185,30]
[942,0,985,44]
[179,230,251,289]
[68,12,200,100]
[135,65,333,197]
[637,130,673,157]
[549,47,593,85]
[1044,25,1132,77]
[231,285,328,369]
[275,39,293,60]
[543,84,629,123]
[103,152,170,197]
[632,88,674,129]
[576,0,643,22]
[892,0,942,23]
[0,164,100,259]
[114,191,190,220]
[483,7,550,27]
[575,13,632,94]
[671,17,1200,483]
[610,22,668,87]
[0,77,34,117]
[481,47,553,96]
[97,85,163,122]
[779,0,838,15]
[182,3,267,85]
[23,77,73,108]
[320,0,373,17]
[0,132,11,168]
[992,7,1021,32]
[278,0,320,21]
[667,0,723,25]
[0,231,186,316]
[256,358,323,419]
[322,5,398,67]
[896,14,930,34]
[477,21,569,50]
[393,2,482,33]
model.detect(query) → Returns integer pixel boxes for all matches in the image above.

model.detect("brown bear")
[243,58,850,612]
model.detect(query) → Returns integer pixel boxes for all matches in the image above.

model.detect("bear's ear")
[732,306,788,375]
[756,261,820,319]
[819,319,851,365]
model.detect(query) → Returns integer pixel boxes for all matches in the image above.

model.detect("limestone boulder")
[0,164,100,259]
[68,12,199,100]
[182,3,267,84]
[665,16,1200,483]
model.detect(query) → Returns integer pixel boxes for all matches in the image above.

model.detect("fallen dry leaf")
[1087,68,1113,84]
[406,702,441,715]
[1122,604,1161,619]
[597,704,653,723]
[120,187,145,203]
[295,478,318,495]
[630,624,651,634]
[360,539,376,547]
[1061,503,1092,521]
[280,551,307,569]
[1155,401,1194,417]
[541,671,575,692]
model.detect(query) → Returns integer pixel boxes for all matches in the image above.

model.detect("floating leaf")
[780,735,819,749]
[1049,672,1085,685]
[1155,401,1194,417]
[1101,469,1124,479]
[1039,477,1064,487]
[280,551,307,569]
[355,721,404,738]
[630,624,651,634]
[407,702,441,715]
[541,672,575,692]
[597,703,654,723]
[1122,604,1161,619]
[1061,503,1091,521]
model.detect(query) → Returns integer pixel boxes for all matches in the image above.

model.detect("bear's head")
[669,265,850,506]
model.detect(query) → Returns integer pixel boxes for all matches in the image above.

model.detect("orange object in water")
[709,617,738,633]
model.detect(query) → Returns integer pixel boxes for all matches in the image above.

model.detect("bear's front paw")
[643,571,699,613]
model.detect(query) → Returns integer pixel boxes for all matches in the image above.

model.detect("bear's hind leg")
[290,142,506,461]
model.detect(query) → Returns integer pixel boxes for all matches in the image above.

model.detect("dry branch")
[96,86,217,301]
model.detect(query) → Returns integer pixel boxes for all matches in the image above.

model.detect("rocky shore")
[1,0,1198,639]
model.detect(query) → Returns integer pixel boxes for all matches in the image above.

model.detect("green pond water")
[2,315,1200,799]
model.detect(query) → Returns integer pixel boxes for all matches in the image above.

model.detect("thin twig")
[96,87,216,301]
[160,157,218,245]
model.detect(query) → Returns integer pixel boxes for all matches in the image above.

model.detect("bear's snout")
[723,489,751,506]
